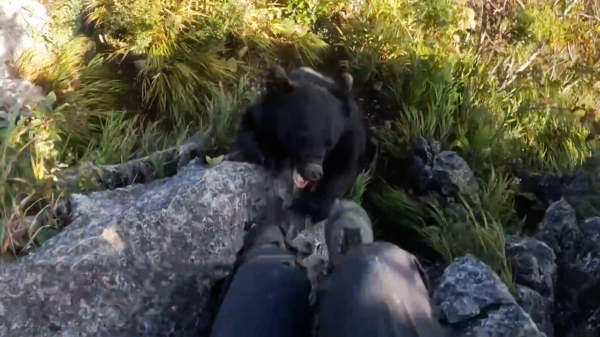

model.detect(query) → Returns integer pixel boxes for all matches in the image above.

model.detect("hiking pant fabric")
[209,245,312,337]
[316,242,446,337]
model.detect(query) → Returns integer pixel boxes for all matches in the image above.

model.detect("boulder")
[505,236,557,302]
[406,138,479,205]
[0,161,318,337]
[0,0,49,125]
[516,285,554,337]
[431,151,480,205]
[0,79,45,113]
[535,198,582,263]
[433,254,545,336]
[554,217,600,336]
[516,168,600,222]
[527,200,600,336]
[505,236,556,336]
[408,137,439,193]
[0,0,50,77]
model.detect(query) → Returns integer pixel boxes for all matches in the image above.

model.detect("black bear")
[236,66,367,222]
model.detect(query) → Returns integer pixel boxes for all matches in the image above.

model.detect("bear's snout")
[303,163,323,181]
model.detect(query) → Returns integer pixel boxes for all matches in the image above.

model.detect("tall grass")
[372,185,513,284]
[3,0,599,281]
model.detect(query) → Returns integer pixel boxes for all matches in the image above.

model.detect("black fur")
[236,66,367,222]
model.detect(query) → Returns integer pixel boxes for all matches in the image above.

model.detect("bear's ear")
[338,72,353,94]
[330,71,353,98]
[265,66,294,94]
[333,71,355,118]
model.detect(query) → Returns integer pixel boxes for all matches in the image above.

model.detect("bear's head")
[263,66,355,189]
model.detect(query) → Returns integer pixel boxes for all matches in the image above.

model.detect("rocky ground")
[0,141,598,336]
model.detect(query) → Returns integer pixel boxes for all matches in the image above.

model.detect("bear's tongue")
[293,169,308,189]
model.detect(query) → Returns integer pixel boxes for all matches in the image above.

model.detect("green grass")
[2,0,600,285]
[347,169,373,205]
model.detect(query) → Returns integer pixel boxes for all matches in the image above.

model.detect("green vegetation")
[1,0,599,283]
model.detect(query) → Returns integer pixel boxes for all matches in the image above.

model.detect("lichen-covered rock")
[516,285,554,336]
[433,255,515,323]
[0,161,304,337]
[578,217,600,262]
[504,236,556,336]
[408,137,439,193]
[461,303,547,337]
[433,255,545,336]
[406,145,479,206]
[554,217,600,336]
[55,133,206,192]
[413,137,440,166]
[516,168,600,222]
[535,198,582,263]
[505,236,557,302]
[431,151,480,204]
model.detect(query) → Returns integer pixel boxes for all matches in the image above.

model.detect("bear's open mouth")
[293,169,308,189]
[292,168,323,189]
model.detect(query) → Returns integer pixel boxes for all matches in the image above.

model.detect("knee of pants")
[316,242,445,337]
[210,246,312,337]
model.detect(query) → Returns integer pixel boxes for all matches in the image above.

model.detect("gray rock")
[0,78,45,113]
[579,217,600,264]
[431,151,480,204]
[55,133,206,192]
[0,161,310,337]
[461,304,547,337]
[535,198,582,263]
[434,255,545,336]
[428,140,441,156]
[0,0,49,126]
[433,255,515,323]
[516,168,600,221]
[516,285,554,336]
[505,236,557,301]
[554,217,600,335]
[413,137,434,165]
[0,0,50,77]
[294,220,328,261]
[292,220,329,305]
[565,307,600,337]
[408,137,440,194]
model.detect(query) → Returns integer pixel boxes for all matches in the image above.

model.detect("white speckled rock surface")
[0,161,309,337]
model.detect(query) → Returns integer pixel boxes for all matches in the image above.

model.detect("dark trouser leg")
[316,242,446,337]
[209,245,312,337]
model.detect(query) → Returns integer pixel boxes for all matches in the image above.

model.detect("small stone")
[102,228,127,250]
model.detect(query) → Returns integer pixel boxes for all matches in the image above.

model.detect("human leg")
[317,201,446,337]
[209,225,312,337]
